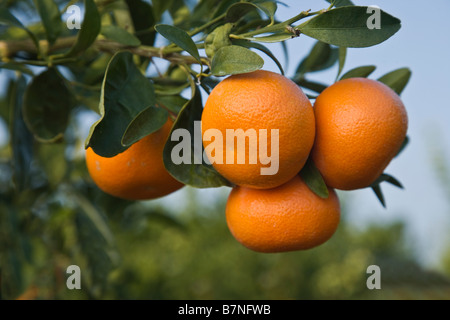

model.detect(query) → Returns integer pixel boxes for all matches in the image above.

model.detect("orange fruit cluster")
[202,71,408,253]
[85,70,407,254]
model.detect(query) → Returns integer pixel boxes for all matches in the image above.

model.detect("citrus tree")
[0,0,412,299]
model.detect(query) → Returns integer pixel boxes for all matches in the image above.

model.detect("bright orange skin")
[85,120,183,200]
[311,78,408,190]
[201,70,315,189]
[226,175,340,253]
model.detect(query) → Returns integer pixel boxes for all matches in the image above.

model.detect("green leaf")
[340,65,376,80]
[371,172,404,208]
[163,86,232,188]
[122,106,168,147]
[101,25,141,46]
[226,1,277,24]
[0,62,34,76]
[23,68,75,143]
[10,76,33,191]
[378,67,412,95]
[371,184,386,208]
[65,0,101,57]
[125,0,156,46]
[33,0,62,45]
[0,8,40,50]
[86,51,158,157]
[226,2,257,23]
[0,8,24,28]
[298,6,401,48]
[372,173,403,189]
[232,39,284,75]
[155,24,201,63]
[300,158,329,198]
[156,95,188,114]
[295,78,328,94]
[336,46,346,79]
[211,45,264,76]
[154,82,189,96]
[326,0,354,7]
[255,1,277,24]
[73,191,116,247]
[295,41,338,78]
[395,135,409,158]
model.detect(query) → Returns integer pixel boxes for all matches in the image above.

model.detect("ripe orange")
[311,78,408,190]
[85,119,183,200]
[201,70,315,189]
[226,175,340,253]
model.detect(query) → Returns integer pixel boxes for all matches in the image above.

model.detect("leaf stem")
[0,36,208,67]
[233,9,312,38]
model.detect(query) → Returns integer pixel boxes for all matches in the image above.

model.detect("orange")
[311,77,408,190]
[201,70,315,189]
[85,119,183,200]
[226,175,340,253]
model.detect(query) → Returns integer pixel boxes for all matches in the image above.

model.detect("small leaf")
[101,25,141,46]
[33,0,62,45]
[336,46,347,79]
[163,86,232,188]
[86,51,158,157]
[232,39,284,75]
[378,68,411,95]
[373,173,404,189]
[370,172,404,208]
[155,24,201,63]
[211,45,264,76]
[226,2,257,23]
[371,184,386,208]
[122,106,168,147]
[340,65,376,80]
[300,158,329,198]
[23,68,75,142]
[295,78,328,94]
[298,6,401,48]
[295,41,338,77]
[395,136,409,158]
[226,1,277,24]
[65,0,101,57]
[125,0,156,46]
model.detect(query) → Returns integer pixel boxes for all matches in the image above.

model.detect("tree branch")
[0,36,208,66]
